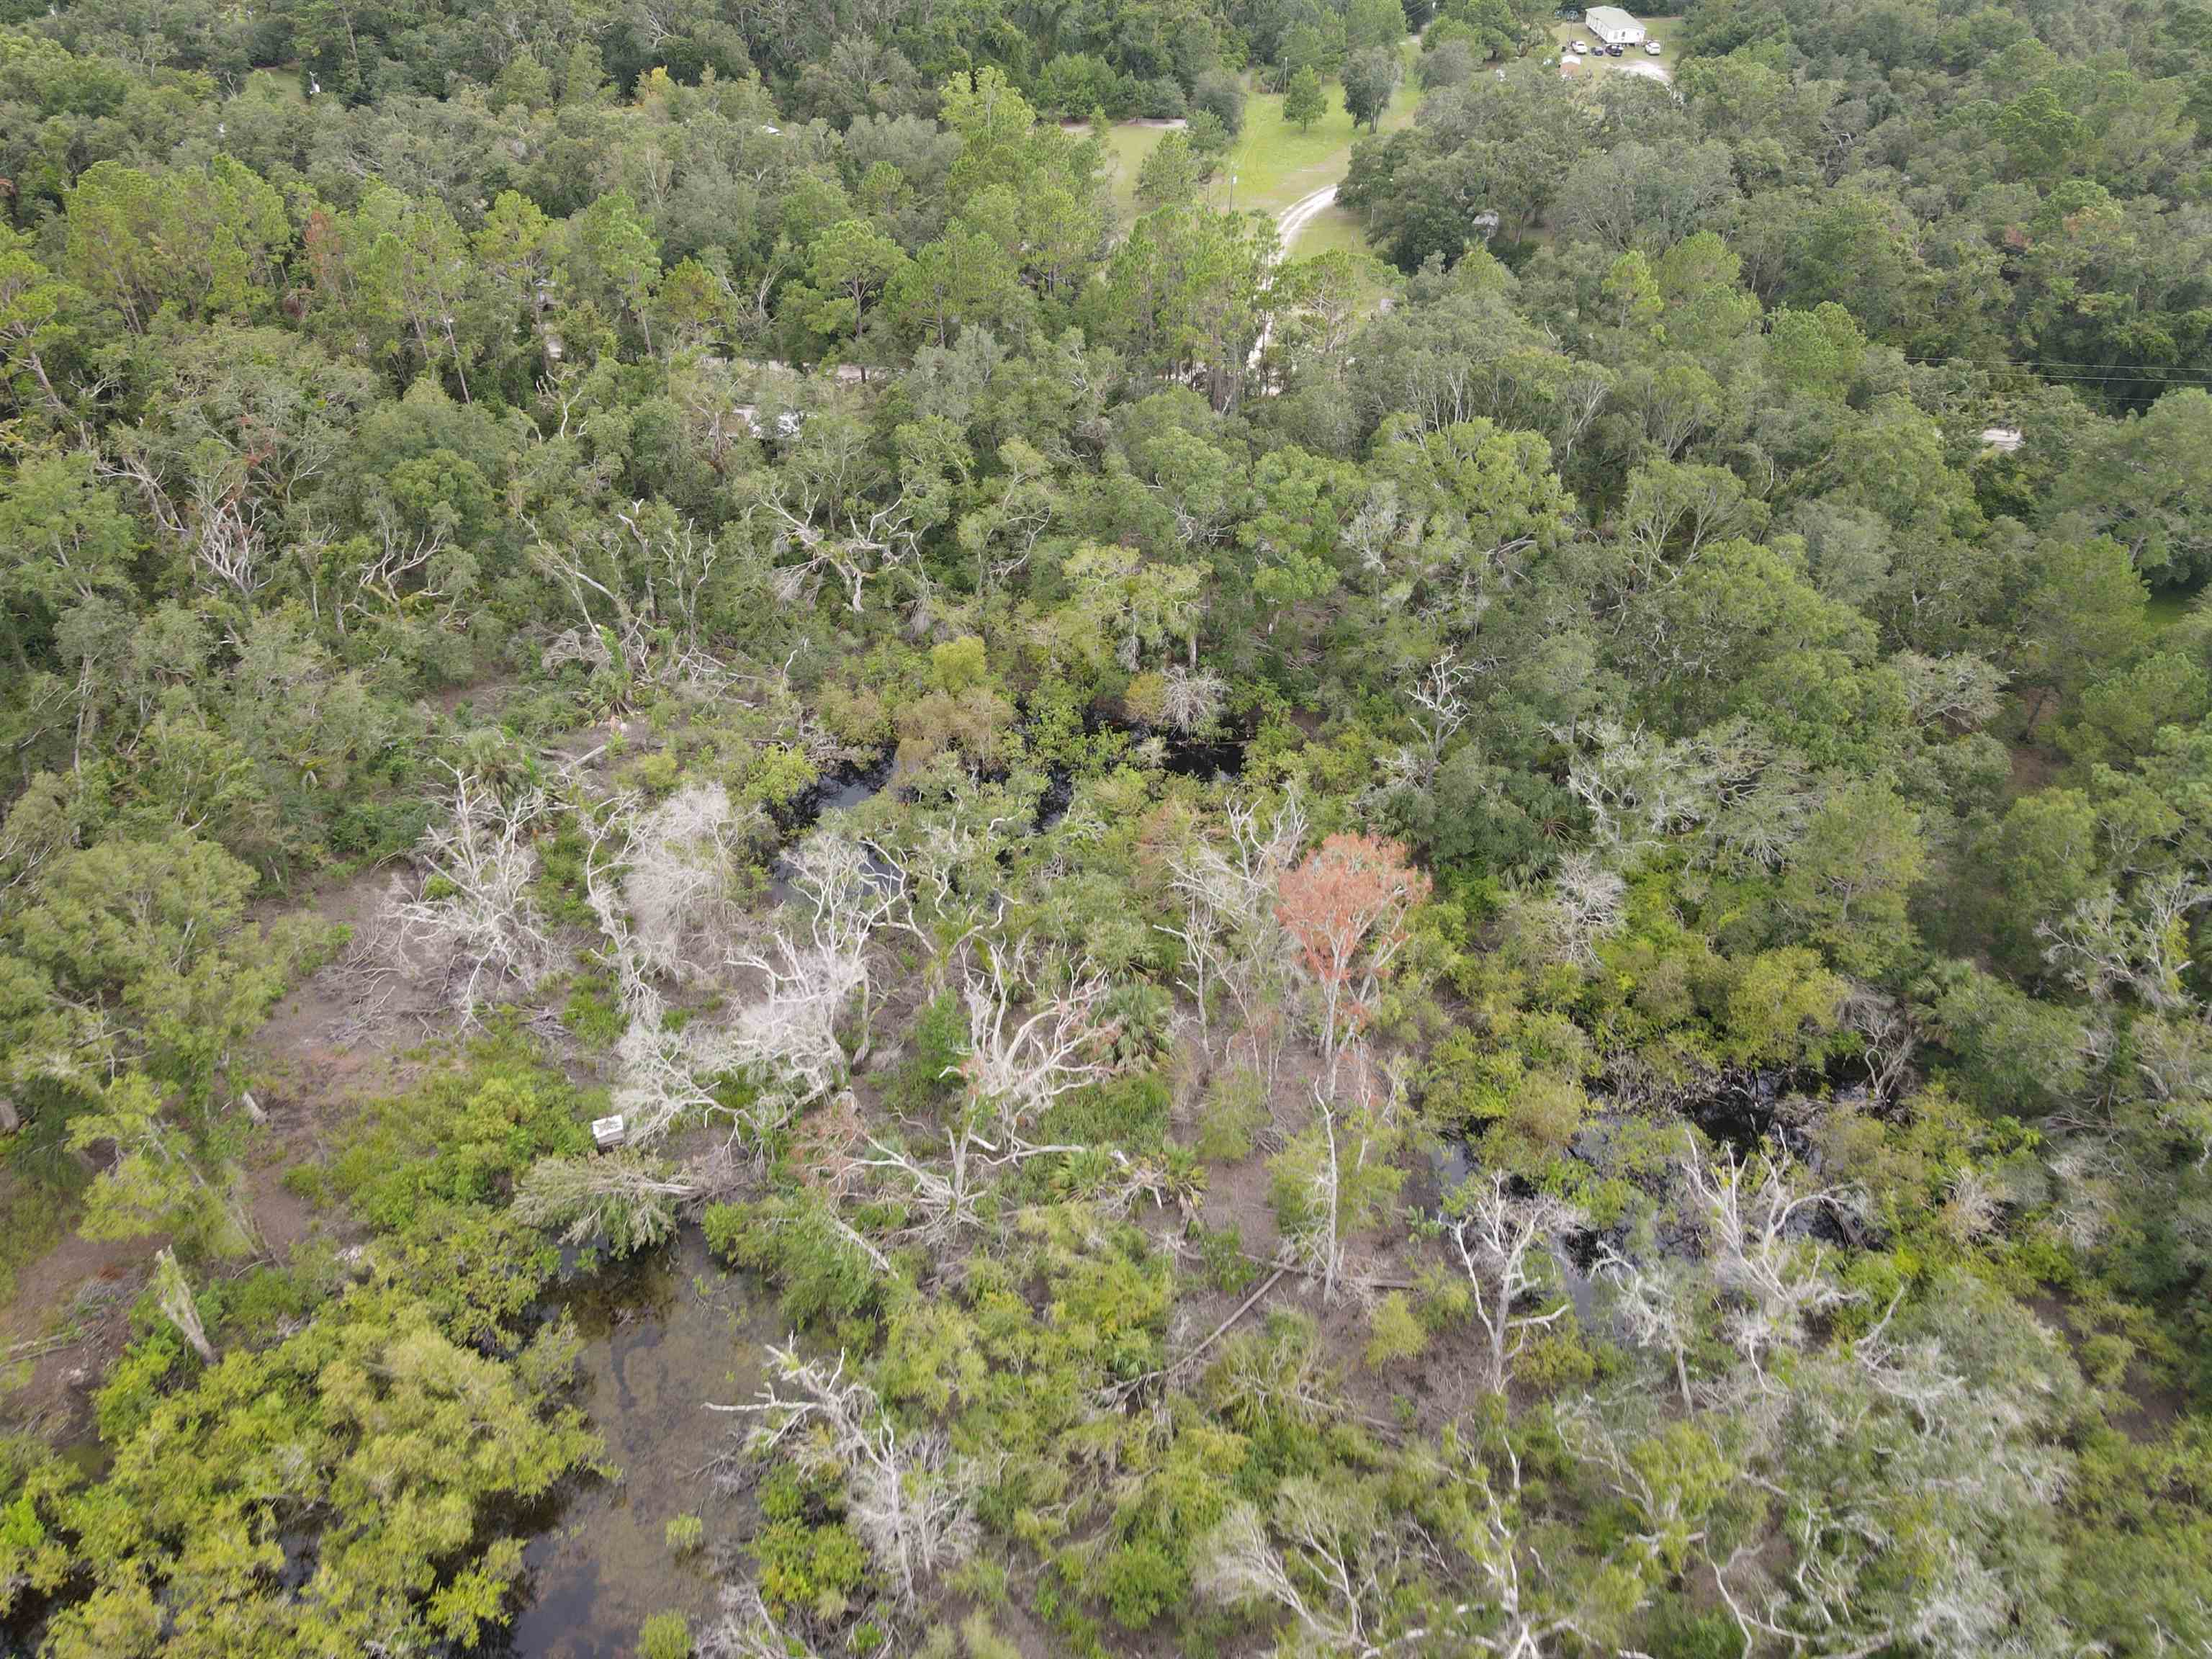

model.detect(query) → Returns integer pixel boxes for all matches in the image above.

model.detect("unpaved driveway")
[1277,184,1340,253]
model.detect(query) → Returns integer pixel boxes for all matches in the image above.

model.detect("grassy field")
[2148,587,2203,631]
[243,63,307,99]
[1283,204,1376,258]
[1547,12,1684,83]
[1094,35,1422,242]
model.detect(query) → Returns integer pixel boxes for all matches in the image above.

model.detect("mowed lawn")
[1095,35,1422,243]
[1280,205,1373,258]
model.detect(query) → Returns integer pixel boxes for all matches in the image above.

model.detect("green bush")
[887,991,967,1115]
[1194,1066,1267,1164]
[753,1465,868,1621]
[637,1610,692,1659]
[703,1192,881,1331]
[327,1042,592,1231]
[665,1512,706,1555]
[1364,1290,1427,1369]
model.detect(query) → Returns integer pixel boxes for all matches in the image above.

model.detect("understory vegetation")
[3,0,2212,1653]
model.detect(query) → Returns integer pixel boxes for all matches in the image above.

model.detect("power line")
[1900,354,2212,384]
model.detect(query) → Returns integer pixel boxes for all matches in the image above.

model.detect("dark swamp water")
[495,1231,779,1659]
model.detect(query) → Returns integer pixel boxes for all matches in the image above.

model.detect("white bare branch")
[394,765,556,1024]
[1676,1135,1859,1380]
[956,939,1121,1138]
[1159,664,1228,735]
[709,1344,979,1606]
[514,1151,695,1250]
[723,832,907,1107]
[1444,1172,1587,1394]
[153,1247,215,1365]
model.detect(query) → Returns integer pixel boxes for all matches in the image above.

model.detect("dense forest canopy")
[3,0,2212,1653]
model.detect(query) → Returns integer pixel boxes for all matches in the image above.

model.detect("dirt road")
[1277,183,1340,253]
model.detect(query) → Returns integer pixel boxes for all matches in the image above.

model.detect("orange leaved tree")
[1274,832,1429,1087]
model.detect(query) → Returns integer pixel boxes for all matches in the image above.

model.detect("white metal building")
[1585,6,1647,45]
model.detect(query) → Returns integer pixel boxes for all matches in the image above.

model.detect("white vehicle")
[1645,39,1663,53]
[1572,38,1589,52]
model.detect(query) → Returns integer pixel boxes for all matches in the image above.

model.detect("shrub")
[638,1611,692,1659]
[703,1192,881,1331]
[753,1464,868,1620]
[1364,1290,1427,1368]
[665,1513,706,1555]
[886,990,967,1115]
[1195,1066,1267,1164]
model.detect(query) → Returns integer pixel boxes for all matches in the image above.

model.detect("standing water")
[495,1231,778,1658]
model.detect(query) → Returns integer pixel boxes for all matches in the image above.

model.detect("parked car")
[1645,39,1663,53]
[1605,42,1623,55]
[1571,38,1588,51]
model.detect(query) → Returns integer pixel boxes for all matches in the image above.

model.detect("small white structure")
[1586,6,1647,46]
[1979,426,2024,454]
[591,1113,628,1151]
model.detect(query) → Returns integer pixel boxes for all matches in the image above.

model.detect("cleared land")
[1096,36,1422,245]
[1547,12,1684,83]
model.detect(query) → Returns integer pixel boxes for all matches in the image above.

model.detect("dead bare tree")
[1531,852,1628,969]
[527,501,722,686]
[1553,1395,1717,1587]
[1444,1172,1588,1395]
[1158,664,1228,735]
[698,1585,824,1659]
[709,1344,979,1606]
[755,477,920,616]
[338,511,455,637]
[612,1015,748,1146]
[1676,1135,1858,1384]
[514,1151,696,1250]
[1840,985,1917,1110]
[577,789,657,1017]
[1196,1483,1403,1654]
[395,765,555,1024]
[956,938,1119,1138]
[1340,482,1418,591]
[1406,647,1475,771]
[1157,792,1304,1066]
[853,1122,1083,1244]
[721,832,909,1113]
[1278,1059,1408,1304]
[2039,876,2211,1013]
[898,805,1017,976]
[2133,1012,2212,1168]
[1564,719,1722,867]
[850,939,1117,1244]
[102,445,271,598]
[956,440,1056,593]
[153,1248,215,1365]
[624,784,756,981]
[1592,1246,1706,1411]
[616,500,720,652]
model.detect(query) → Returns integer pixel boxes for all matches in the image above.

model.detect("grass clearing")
[243,63,307,100]
[1285,203,1375,259]
[1095,36,1421,237]
[2148,587,2201,631]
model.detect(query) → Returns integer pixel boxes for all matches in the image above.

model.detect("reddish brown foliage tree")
[1274,832,1430,1079]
